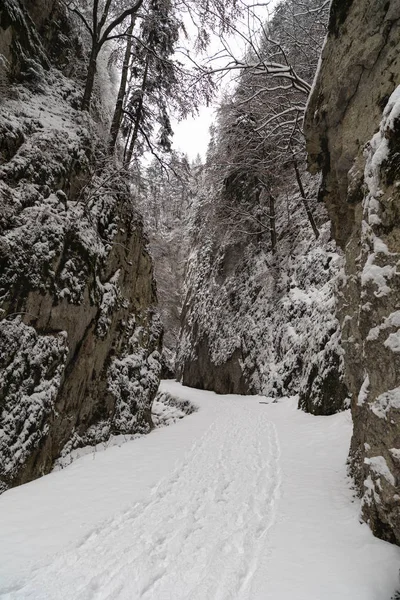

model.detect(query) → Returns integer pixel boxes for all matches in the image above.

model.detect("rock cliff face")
[0,0,80,83]
[0,0,162,492]
[177,176,348,415]
[305,0,400,543]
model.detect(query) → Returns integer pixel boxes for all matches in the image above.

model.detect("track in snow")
[1,381,400,600]
[3,396,280,600]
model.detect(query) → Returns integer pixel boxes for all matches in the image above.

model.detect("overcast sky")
[171,0,279,161]
[173,106,215,161]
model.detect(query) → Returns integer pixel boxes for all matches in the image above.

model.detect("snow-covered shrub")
[152,390,198,427]
[96,270,125,337]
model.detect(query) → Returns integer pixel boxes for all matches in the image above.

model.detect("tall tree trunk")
[123,122,133,163]
[98,0,112,31]
[292,159,319,239]
[269,192,277,255]
[124,110,143,167]
[81,43,98,111]
[124,55,150,167]
[109,15,135,153]
[254,186,263,245]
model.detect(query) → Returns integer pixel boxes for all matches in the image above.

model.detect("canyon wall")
[177,175,348,415]
[0,0,162,491]
[305,0,400,542]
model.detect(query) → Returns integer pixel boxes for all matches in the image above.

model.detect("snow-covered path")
[1,382,399,599]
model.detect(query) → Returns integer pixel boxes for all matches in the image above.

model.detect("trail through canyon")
[0,382,399,599]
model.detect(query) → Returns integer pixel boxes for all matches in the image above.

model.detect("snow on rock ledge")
[351,87,400,544]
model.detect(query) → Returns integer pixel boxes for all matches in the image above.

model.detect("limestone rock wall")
[0,1,162,492]
[305,0,400,543]
[0,0,81,80]
[177,176,348,414]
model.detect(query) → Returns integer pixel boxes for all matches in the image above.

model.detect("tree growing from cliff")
[119,0,186,163]
[65,0,145,111]
[207,102,279,251]
[202,0,328,97]
[67,0,240,151]
[201,0,328,245]
[114,0,244,161]
[108,12,136,152]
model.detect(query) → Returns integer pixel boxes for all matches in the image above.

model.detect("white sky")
[173,105,215,161]
[172,0,279,160]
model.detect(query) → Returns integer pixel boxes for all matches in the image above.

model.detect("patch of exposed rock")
[179,332,248,395]
[0,0,81,81]
[305,0,400,543]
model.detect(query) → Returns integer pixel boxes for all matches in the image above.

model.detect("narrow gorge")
[1,0,400,596]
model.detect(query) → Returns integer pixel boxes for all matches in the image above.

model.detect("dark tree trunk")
[269,192,277,254]
[81,44,98,111]
[109,15,135,153]
[293,160,319,239]
[123,122,133,163]
[124,113,139,167]
[79,0,143,113]
[255,186,263,245]
[124,55,150,167]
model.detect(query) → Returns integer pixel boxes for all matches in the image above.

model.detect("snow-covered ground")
[0,381,399,599]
